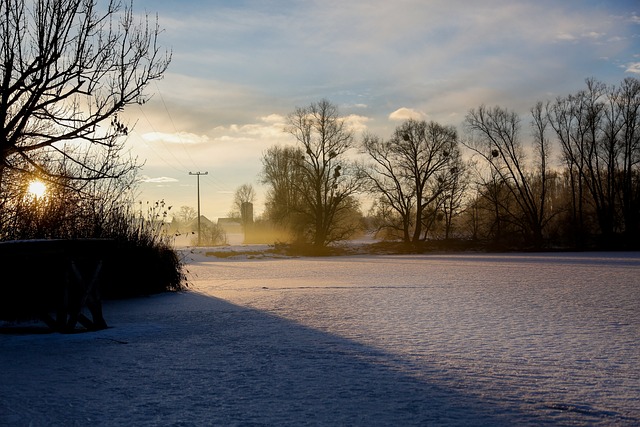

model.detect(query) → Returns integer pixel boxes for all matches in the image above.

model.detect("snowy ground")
[1,249,639,426]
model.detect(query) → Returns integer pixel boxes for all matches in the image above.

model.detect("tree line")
[259,78,640,250]
[2,2,637,252]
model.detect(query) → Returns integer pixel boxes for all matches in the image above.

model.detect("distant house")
[186,215,215,232]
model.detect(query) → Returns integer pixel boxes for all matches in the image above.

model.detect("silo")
[241,202,253,225]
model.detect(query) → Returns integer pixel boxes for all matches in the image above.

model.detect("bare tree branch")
[0,0,171,182]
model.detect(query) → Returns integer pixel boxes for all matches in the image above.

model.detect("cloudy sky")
[123,0,640,221]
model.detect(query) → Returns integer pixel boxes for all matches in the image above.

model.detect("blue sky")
[123,0,640,220]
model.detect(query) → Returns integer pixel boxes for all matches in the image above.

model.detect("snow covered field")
[1,250,639,426]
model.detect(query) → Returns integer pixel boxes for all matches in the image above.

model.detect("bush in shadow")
[82,201,188,298]
[0,195,188,302]
[101,240,185,299]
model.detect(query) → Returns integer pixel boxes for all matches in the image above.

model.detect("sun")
[28,180,47,199]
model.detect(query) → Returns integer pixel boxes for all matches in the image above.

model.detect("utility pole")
[189,171,208,246]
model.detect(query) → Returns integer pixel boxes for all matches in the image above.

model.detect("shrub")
[0,196,188,300]
[190,222,227,246]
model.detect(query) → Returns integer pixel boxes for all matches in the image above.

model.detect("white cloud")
[260,114,286,124]
[582,31,605,39]
[626,62,640,74]
[139,176,180,183]
[213,119,289,141]
[389,108,426,122]
[556,32,577,41]
[142,131,210,145]
[341,103,368,109]
[344,114,371,133]
[555,31,606,43]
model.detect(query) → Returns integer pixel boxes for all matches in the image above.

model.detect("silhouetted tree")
[434,146,469,239]
[361,119,458,243]
[547,77,640,246]
[283,99,363,247]
[463,163,520,246]
[0,0,171,185]
[261,145,306,234]
[229,183,256,225]
[463,104,553,248]
[547,91,590,245]
[176,206,197,224]
[577,78,617,242]
[616,77,640,240]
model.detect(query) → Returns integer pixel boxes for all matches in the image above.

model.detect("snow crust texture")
[1,251,639,426]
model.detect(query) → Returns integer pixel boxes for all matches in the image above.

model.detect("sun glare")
[28,180,47,199]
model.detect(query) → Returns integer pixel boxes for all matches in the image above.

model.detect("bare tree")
[463,105,552,248]
[360,133,412,241]
[229,183,256,224]
[361,119,457,243]
[261,145,306,231]
[284,99,363,247]
[176,206,197,224]
[616,77,640,238]
[434,146,469,239]
[0,0,171,184]
[474,169,520,243]
[548,78,640,244]
[547,92,590,244]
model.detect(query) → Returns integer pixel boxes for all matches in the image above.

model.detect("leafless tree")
[0,0,171,186]
[176,206,197,224]
[283,99,363,247]
[361,119,457,243]
[261,145,306,231]
[547,92,589,243]
[463,104,552,247]
[229,183,256,224]
[616,77,640,237]
[548,78,640,244]
[434,146,469,239]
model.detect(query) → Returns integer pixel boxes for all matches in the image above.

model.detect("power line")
[150,83,232,194]
[189,171,208,246]
[137,84,243,216]
[136,105,190,173]
[137,97,229,192]
[155,81,201,170]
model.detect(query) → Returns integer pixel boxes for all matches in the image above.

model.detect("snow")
[1,250,639,426]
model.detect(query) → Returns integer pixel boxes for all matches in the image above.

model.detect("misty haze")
[2,0,640,426]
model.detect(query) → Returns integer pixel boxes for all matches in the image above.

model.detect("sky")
[121,0,640,221]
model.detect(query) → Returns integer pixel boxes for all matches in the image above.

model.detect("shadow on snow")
[0,289,629,426]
